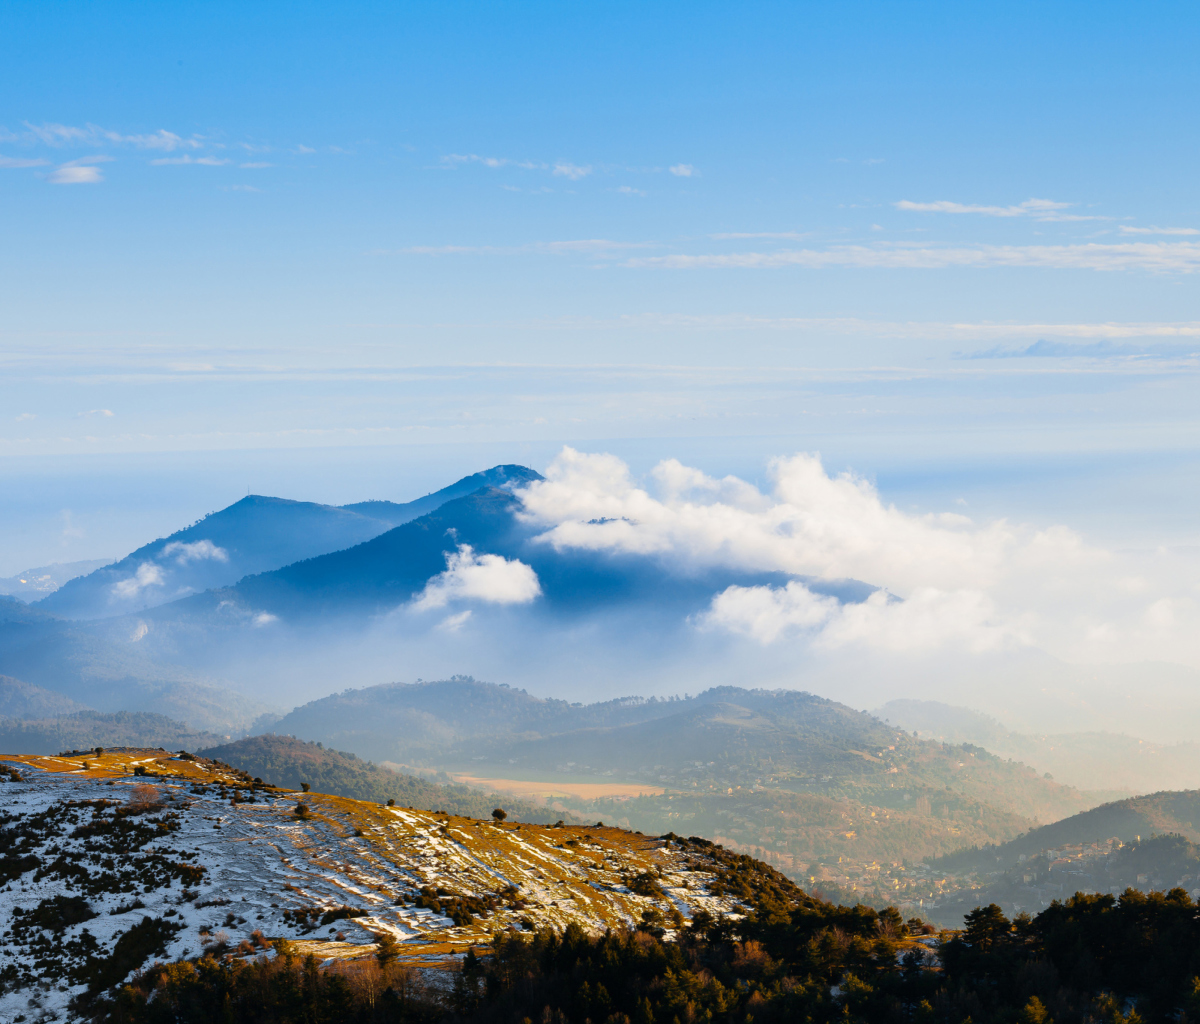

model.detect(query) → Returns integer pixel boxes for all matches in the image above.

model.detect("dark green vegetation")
[199,734,575,824]
[879,698,1200,794]
[99,838,1200,1024]
[0,710,224,754]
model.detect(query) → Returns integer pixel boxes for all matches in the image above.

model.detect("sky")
[1,0,1198,595]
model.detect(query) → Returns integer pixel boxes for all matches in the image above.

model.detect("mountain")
[0,596,269,733]
[269,679,1106,820]
[0,673,89,719]
[198,734,575,824]
[339,463,542,525]
[877,698,1200,794]
[37,465,540,621]
[0,559,112,598]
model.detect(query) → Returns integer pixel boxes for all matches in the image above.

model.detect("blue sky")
[2,0,1199,571]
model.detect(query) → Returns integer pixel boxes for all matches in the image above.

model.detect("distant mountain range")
[271,678,1111,826]
[877,698,1200,795]
[0,559,112,599]
[38,465,537,620]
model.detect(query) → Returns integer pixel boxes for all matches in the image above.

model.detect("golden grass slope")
[1,749,748,971]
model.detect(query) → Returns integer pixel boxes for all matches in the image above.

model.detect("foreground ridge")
[0,749,763,1017]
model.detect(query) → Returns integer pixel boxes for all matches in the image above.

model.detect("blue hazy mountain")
[37,465,538,620]
[160,477,871,624]
[0,596,267,733]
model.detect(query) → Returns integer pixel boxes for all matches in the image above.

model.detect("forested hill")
[271,678,1113,825]
[199,733,574,824]
[938,788,1200,873]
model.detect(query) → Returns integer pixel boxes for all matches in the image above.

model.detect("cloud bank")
[515,448,1200,667]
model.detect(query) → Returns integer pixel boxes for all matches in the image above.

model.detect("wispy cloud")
[894,197,1102,222]
[150,155,230,166]
[23,122,203,151]
[709,231,808,240]
[615,185,646,196]
[380,238,655,257]
[625,241,1200,273]
[669,164,696,177]
[76,408,114,417]
[0,155,49,169]
[1120,225,1199,236]
[239,161,273,169]
[552,161,591,180]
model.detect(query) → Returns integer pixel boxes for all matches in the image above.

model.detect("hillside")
[274,679,1109,823]
[199,734,574,824]
[0,749,772,1018]
[264,678,1125,909]
[0,596,269,733]
[0,673,89,718]
[0,709,226,752]
[878,698,1200,794]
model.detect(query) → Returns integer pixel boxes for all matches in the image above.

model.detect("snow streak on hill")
[0,750,744,1020]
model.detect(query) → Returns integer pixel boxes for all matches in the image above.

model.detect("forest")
[99,837,1200,1024]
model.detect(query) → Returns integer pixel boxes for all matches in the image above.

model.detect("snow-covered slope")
[0,750,744,1020]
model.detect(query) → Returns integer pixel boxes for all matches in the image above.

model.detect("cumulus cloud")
[253,612,279,627]
[669,164,696,177]
[514,448,1200,668]
[702,582,1024,653]
[162,539,229,564]
[111,562,165,599]
[411,544,542,610]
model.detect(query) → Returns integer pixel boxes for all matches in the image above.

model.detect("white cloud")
[703,582,1023,653]
[387,239,653,257]
[49,158,108,184]
[162,539,229,564]
[252,612,279,627]
[552,162,591,180]
[112,562,165,599]
[0,156,48,169]
[76,408,114,417]
[514,448,1200,666]
[895,197,1074,219]
[1120,225,1199,236]
[616,185,646,196]
[669,164,696,177]
[14,412,35,421]
[411,544,542,610]
[239,162,272,169]
[625,241,1200,273]
[150,155,230,166]
[710,231,807,240]
[23,122,202,151]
